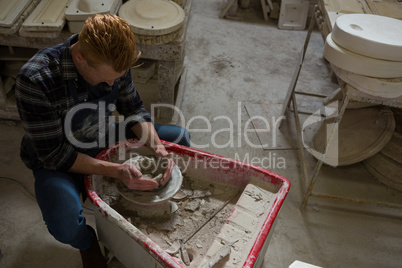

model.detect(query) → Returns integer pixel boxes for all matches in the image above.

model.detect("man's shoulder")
[18,43,64,80]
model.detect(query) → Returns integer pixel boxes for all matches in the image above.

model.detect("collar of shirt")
[61,34,79,82]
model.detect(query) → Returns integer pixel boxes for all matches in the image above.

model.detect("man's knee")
[33,170,88,248]
[177,127,191,147]
[42,202,87,246]
[155,124,191,147]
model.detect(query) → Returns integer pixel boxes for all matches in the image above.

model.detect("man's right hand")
[119,163,159,191]
[68,152,159,191]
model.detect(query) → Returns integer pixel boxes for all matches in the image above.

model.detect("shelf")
[0,46,38,61]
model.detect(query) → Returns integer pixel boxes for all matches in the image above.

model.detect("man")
[15,14,190,267]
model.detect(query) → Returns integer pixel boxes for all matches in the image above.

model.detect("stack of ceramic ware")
[315,13,402,190]
[65,0,123,33]
[118,0,185,45]
[323,13,402,98]
[308,14,402,167]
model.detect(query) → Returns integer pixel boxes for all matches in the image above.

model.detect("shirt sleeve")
[116,70,152,128]
[15,74,78,171]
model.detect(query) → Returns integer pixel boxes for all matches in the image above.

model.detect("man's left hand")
[153,145,175,186]
[160,158,174,186]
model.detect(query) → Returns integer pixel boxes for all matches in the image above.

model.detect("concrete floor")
[1,0,402,267]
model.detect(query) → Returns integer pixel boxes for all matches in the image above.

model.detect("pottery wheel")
[116,156,182,205]
[124,156,166,185]
[118,0,185,36]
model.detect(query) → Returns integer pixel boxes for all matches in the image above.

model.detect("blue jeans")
[154,124,191,148]
[34,124,190,250]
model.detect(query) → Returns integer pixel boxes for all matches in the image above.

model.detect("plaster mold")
[322,0,365,14]
[332,14,402,61]
[0,0,39,35]
[324,33,402,78]
[19,27,63,38]
[65,0,122,33]
[20,0,71,33]
[277,0,309,30]
[331,64,402,98]
[0,0,32,27]
[118,0,185,36]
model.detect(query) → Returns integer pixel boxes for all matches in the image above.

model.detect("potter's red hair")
[79,14,140,72]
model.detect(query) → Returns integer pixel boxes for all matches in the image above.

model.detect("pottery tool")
[179,239,191,266]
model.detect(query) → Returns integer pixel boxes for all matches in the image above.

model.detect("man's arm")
[131,122,169,157]
[16,72,78,171]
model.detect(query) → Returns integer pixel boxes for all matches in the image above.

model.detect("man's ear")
[75,51,86,63]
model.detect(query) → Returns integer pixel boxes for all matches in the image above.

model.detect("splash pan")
[85,139,290,267]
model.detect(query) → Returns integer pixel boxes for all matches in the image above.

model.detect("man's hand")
[153,144,175,187]
[153,144,170,158]
[119,163,158,190]
[160,158,174,186]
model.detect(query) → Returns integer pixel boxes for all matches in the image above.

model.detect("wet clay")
[124,156,168,185]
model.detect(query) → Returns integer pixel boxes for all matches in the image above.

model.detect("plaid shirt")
[16,34,151,171]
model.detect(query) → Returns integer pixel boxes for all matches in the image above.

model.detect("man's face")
[81,61,126,87]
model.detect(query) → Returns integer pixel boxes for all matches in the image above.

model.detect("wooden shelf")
[0,0,192,121]
[0,46,38,61]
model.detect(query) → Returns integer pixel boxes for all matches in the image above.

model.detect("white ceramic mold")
[278,0,309,30]
[118,0,185,36]
[0,0,32,27]
[332,14,402,62]
[65,0,122,33]
[20,0,71,32]
[323,33,402,79]
[331,64,402,98]
[65,0,122,20]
